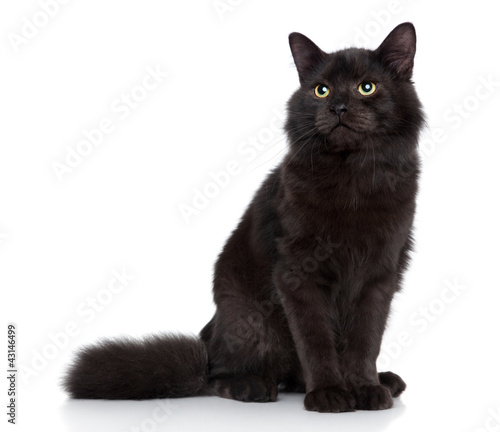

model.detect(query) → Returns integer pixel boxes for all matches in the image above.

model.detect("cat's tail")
[63,334,209,400]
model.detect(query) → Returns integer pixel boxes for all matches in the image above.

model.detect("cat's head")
[286,23,424,153]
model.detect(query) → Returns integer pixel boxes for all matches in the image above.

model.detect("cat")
[64,22,424,413]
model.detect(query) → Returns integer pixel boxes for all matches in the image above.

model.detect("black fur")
[64,23,424,412]
[64,335,208,399]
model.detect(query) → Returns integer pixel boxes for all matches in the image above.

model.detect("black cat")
[64,22,424,413]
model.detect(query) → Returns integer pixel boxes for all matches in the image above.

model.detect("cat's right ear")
[289,33,326,85]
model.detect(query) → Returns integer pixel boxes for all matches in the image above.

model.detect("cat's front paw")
[378,371,406,397]
[304,387,355,413]
[353,384,393,410]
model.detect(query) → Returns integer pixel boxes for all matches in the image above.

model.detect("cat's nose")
[330,103,348,118]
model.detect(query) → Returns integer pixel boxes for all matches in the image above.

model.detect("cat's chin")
[325,125,363,148]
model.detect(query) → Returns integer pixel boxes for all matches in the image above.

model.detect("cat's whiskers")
[370,139,377,189]
[268,126,319,191]
[251,123,314,166]
[247,123,310,171]
[250,144,288,172]
[285,131,321,170]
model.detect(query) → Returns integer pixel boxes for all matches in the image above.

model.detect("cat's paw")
[378,371,406,397]
[304,387,355,413]
[209,375,277,402]
[353,384,393,410]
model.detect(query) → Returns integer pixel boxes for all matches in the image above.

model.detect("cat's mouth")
[333,122,356,132]
[315,115,361,139]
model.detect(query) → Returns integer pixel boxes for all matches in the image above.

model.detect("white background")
[1,1,499,431]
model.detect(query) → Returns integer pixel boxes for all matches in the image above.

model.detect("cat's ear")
[289,32,326,84]
[375,22,416,80]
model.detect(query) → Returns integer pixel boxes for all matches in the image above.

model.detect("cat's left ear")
[289,32,327,84]
[375,22,416,80]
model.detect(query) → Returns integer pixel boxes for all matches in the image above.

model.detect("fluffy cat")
[64,22,424,413]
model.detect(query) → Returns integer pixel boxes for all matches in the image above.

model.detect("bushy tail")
[63,334,208,400]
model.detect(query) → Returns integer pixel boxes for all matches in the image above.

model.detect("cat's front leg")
[342,275,398,410]
[274,262,355,413]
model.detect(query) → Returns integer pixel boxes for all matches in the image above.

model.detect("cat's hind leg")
[204,293,297,403]
[208,374,278,402]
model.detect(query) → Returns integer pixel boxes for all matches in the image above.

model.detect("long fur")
[64,334,208,399]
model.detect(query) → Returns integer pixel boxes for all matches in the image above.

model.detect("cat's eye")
[314,84,330,98]
[358,81,377,96]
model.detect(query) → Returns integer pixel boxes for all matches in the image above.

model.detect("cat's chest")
[283,200,410,245]
[276,205,411,287]
[281,163,415,227]
[283,181,411,229]
[276,163,417,265]
[277,183,414,267]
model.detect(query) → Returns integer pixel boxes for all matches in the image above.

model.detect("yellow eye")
[358,81,376,95]
[314,84,330,98]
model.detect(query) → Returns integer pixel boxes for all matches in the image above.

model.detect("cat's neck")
[280,140,419,211]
